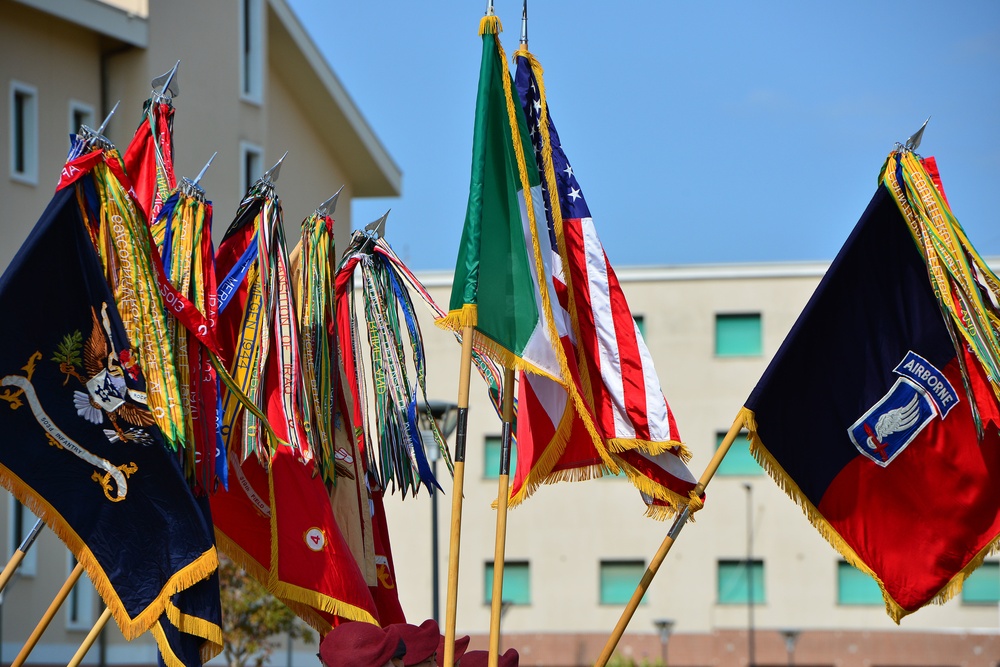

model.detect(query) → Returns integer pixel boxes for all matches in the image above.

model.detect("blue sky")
[287,1,1000,272]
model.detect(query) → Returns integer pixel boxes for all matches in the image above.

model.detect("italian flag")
[440,15,560,382]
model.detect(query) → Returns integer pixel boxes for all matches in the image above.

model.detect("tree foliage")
[219,555,315,667]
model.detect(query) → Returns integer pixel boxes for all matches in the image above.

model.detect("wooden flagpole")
[443,328,475,667]
[0,518,43,594]
[593,415,745,667]
[487,368,516,667]
[66,607,112,667]
[11,562,85,667]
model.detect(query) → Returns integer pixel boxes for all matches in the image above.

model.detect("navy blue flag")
[742,180,1000,622]
[0,186,219,641]
[153,496,223,667]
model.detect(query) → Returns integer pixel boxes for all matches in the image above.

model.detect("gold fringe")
[479,14,501,36]
[435,305,478,332]
[271,580,379,628]
[150,621,184,667]
[215,528,271,585]
[686,490,704,513]
[0,465,218,640]
[737,406,998,623]
[615,456,691,522]
[605,437,691,461]
[164,598,224,661]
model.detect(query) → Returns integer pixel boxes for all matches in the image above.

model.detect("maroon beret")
[459,648,518,667]
[435,634,470,666]
[320,622,403,667]
[391,619,440,666]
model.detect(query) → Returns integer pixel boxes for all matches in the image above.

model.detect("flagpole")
[66,607,112,667]
[487,367,516,667]
[443,327,475,667]
[593,416,745,667]
[0,518,43,594]
[11,562,85,667]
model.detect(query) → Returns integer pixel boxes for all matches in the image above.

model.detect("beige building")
[3,1,1000,666]
[0,0,398,664]
[382,262,1000,667]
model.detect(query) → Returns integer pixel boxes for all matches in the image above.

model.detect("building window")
[715,313,762,357]
[484,435,517,480]
[10,81,38,185]
[484,561,530,605]
[68,100,94,141]
[599,560,647,605]
[240,141,263,196]
[717,559,764,605]
[7,498,37,576]
[716,430,761,476]
[837,560,883,605]
[633,314,645,339]
[66,554,94,630]
[240,0,264,103]
[962,561,999,605]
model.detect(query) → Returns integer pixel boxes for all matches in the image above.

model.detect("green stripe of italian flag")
[442,20,560,381]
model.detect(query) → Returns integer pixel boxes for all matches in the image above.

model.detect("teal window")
[633,314,646,339]
[715,313,762,357]
[600,560,647,605]
[837,561,883,605]
[717,559,765,604]
[484,561,530,605]
[484,435,517,479]
[962,562,1000,605]
[716,431,761,476]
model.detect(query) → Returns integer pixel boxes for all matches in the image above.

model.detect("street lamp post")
[744,483,755,667]
[418,400,459,624]
[652,618,674,666]
[779,629,800,667]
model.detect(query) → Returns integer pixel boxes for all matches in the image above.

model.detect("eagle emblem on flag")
[848,351,959,467]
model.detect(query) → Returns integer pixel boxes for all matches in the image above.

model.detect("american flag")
[509,49,697,514]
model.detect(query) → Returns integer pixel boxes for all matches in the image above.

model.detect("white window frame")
[239,0,264,104]
[68,99,95,141]
[240,141,264,196]
[10,80,39,185]
[66,553,95,630]
[7,497,37,576]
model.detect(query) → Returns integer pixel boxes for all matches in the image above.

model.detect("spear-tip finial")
[262,151,288,184]
[192,152,217,187]
[316,185,345,218]
[96,100,120,137]
[520,0,528,47]
[904,116,931,152]
[180,151,217,199]
[365,210,389,238]
[151,60,181,99]
[485,0,494,17]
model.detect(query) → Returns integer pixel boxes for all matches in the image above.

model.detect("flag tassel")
[593,415,743,667]
[11,562,86,667]
[487,368,516,667]
[443,328,475,667]
[0,518,43,594]
[66,607,112,667]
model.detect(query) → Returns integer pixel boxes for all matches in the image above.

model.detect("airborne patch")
[848,351,958,467]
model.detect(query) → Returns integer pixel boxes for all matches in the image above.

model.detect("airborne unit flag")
[742,150,1000,621]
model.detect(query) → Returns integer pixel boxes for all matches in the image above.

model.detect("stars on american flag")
[516,55,591,222]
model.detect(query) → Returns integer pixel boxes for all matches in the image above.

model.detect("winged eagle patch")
[848,351,959,467]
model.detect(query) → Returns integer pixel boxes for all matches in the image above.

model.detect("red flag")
[211,182,379,632]
[122,100,176,224]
